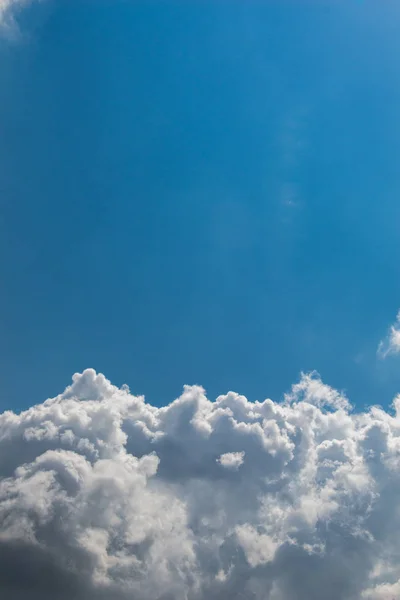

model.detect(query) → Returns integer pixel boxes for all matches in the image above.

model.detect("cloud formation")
[1,368,400,599]
[378,310,400,358]
[0,0,23,25]
[0,0,40,30]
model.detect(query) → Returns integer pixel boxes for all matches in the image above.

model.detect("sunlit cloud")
[1,369,400,598]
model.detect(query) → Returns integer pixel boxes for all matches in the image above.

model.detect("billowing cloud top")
[1,369,400,599]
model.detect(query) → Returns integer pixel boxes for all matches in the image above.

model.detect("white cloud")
[217,451,245,470]
[0,0,23,23]
[1,368,400,598]
[377,310,400,358]
[0,0,40,30]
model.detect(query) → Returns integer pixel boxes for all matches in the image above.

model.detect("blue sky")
[2,0,400,411]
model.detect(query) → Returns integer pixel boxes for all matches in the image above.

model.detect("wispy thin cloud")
[0,0,38,30]
[377,310,400,358]
[0,0,21,23]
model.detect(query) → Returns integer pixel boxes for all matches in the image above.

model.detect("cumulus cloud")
[377,310,400,358]
[217,452,245,470]
[1,368,400,598]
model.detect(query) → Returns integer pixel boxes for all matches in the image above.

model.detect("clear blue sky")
[2,0,400,411]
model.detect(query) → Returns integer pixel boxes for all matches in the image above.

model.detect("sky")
[2,1,400,411]
[4,2,400,599]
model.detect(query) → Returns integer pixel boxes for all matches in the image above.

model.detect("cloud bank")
[1,369,400,599]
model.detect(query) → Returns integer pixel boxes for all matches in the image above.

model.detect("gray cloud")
[0,368,400,598]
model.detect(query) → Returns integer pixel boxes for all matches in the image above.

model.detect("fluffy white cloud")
[1,368,400,599]
[217,451,245,470]
[378,310,400,358]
